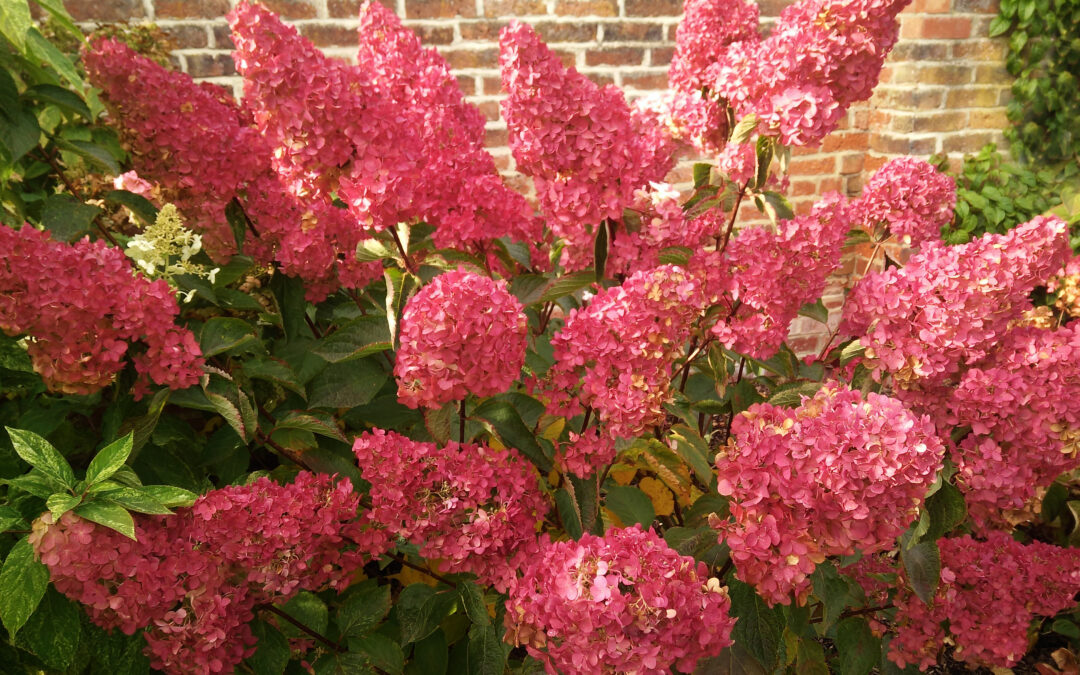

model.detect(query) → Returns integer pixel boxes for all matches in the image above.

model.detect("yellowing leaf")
[610,466,637,486]
[640,477,675,517]
[540,417,565,441]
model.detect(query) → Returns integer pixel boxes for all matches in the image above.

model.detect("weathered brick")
[625,0,682,16]
[601,22,663,41]
[944,85,1001,107]
[952,0,999,13]
[166,25,210,49]
[871,86,945,110]
[911,110,968,132]
[918,64,974,86]
[406,0,477,18]
[443,48,499,68]
[969,108,1009,129]
[476,100,501,121]
[757,0,790,17]
[554,0,619,16]
[329,0,393,16]
[211,23,234,49]
[485,127,508,149]
[889,42,950,61]
[484,0,547,14]
[790,180,818,196]
[411,24,456,44]
[621,70,668,89]
[156,0,231,19]
[65,0,145,21]
[822,132,870,153]
[974,64,1013,85]
[260,0,318,19]
[185,53,237,77]
[941,131,995,153]
[921,16,973,39]
[534,22,599,42]
[585,47,645,66]
[649,46,674,66]
[910,0,950,12]
[951,39,1007,60]
[459,21,504,40]
[300,24,357,46]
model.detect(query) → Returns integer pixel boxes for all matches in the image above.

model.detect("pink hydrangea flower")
[669,0,760,94]
[505,526,734,674]
[856,157,957,246]
[352,428,548,591]
[0,226,203,397]
[29,473,367,675]
[394,270,527,409]
[715,382,945,605]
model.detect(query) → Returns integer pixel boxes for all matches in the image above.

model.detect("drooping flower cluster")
[499,21,674,270]
[691,193,851,359]
[856,157,957,246]
[692,0,911,146]
[30,473,367,674]
[505,526,734,674]
[352,429,548,591]
[394,270,527,409]
[84,36,381,301]
[714,382,945,605]
[888,532,1080,670]
[542,265,705,474]
[842,215,1071,385]
[355,2,541,257]
[0,226,203,396]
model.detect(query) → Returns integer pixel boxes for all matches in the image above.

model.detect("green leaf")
[538,270,596,304]
[307,357,387,410]
[694,641,767,674]
[338,584,391,638]
[40,193,102,241]
[86,433,133,486]
[466,623,505,675]
[224,197,249,255]
[313,317,392,363]
[901,540,940,604]
[797,299,829,324]
[407,630,448,675]
[15,587,81,672]
[118,388,170,461]
[593,219,610,282]
[838,341,866,366]
[555,488,583,539]
[356,238,395,262]
[103,190,158,225]
[766,382,822,409]
[200,317,259,357]
[810,562,859,631]
[397,585,458,645]
[603,484,655,528]
[730,113,759,145]
[246,619,290,675]
[693,162,713,188]
[836,617,879,675]
[53,137,120,173]
[22,84,90,119]
[728,580,783,671]
[273,413,348,444]
[473,399,550,472]
[25,27,83,87]
[728,379,764,416]
[758,191,795,224]
[102,488,172,515]
[74,500,136,539]
[135,484,197,508]
[0,100,40,165]
[276,591,328,639]
[923,481,966,540]
[0,0,32,50]
[30,0,83,43]
[509,274,548,307]
[349,634,405,675]
[0,537,50,637]
[46,492,81,519]
[3,470,65,498]
[1052,618,1080,640]
[458,581,490,627]
[6,427,75,489]
[667,427,714,485]
[0,505,26,532]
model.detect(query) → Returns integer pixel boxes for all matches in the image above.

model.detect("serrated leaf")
[408,630,448,675]
[86,433,133,486]
[313,317,392,363]
[555,487,583,539]
[356,238,395,262]
[538,271,596,304]
[729,580,784,671]
[339,584,391,638]
[350,633,405,674]
[53,137,120,173]
[0,98,40,164]
[25,27,83,87]
[604,484,655,528]
[74,500,136,539]
[397,585,458,645]
[759,191,795,225]
[458,581,490,627]
[838,341,866,366]
[40,193,102,241]
[3,470,64,498]
[923,481,966,540]
[6,427,75,489]
[836,617,879,675]
[247,619,290,675]
[901,540,940,604]
[224,197,249,254]
[0,537,50,637]
[15,587,81,671]
[200,317,259,357]
[466,623,505,675]
[473,399,550,472]
[307,357,387,410]
[509,274,548,307]
[810,562,858,631]
[277,591,329,639]
[766,382,822,408]
[273,413,348,443]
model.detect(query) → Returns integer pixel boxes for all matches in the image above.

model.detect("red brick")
[822,132,869,153]
[534,22,599,42]
[212,23,234,49]
[871,87,944,110]
[910,0,950,12]
[485,0,547,13]
[790,180,817,196]
[485,128,508,149]
[649,46,674,66]
[898,16,923,39]
[625,0,682,15]
[185,53,236,77]
[757,0,792,16]
[459,21,503,40]
[601,22,664,41]
[300,24,357,47]
[554,0,618,16]
[951,39,1008,60]
[156,0,230,18]
[329,0,393,15]
[839,152,865,174]
[482,76,502,95]
[443,48,499,68]
[585,47,645,66]
[889,42,950,61]
[64,0,145,20]
[411,24,456,44]
[405,0,477,18]
[492,152,512,171]
[166,25,209,49]
[789,157,837,175]
[921,16,973,39]
[477,100,501,122]
[458,75,478,95]
[578,71,615,85]
[260,0,318,18]
[622,71,669,89]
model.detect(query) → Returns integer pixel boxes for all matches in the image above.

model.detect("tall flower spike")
[505,526,734,674]
[394,270,528,409]
[715,382,944,605]
[0,226,204,397]
[353,429,549,591]
[499,21,674,270]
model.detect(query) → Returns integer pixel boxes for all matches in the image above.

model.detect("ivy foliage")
[991,0,1080,164]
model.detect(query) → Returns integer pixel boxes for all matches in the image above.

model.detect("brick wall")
[64,0,1013,352]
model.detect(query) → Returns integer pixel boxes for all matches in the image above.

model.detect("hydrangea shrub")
[2,0,1080,673]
